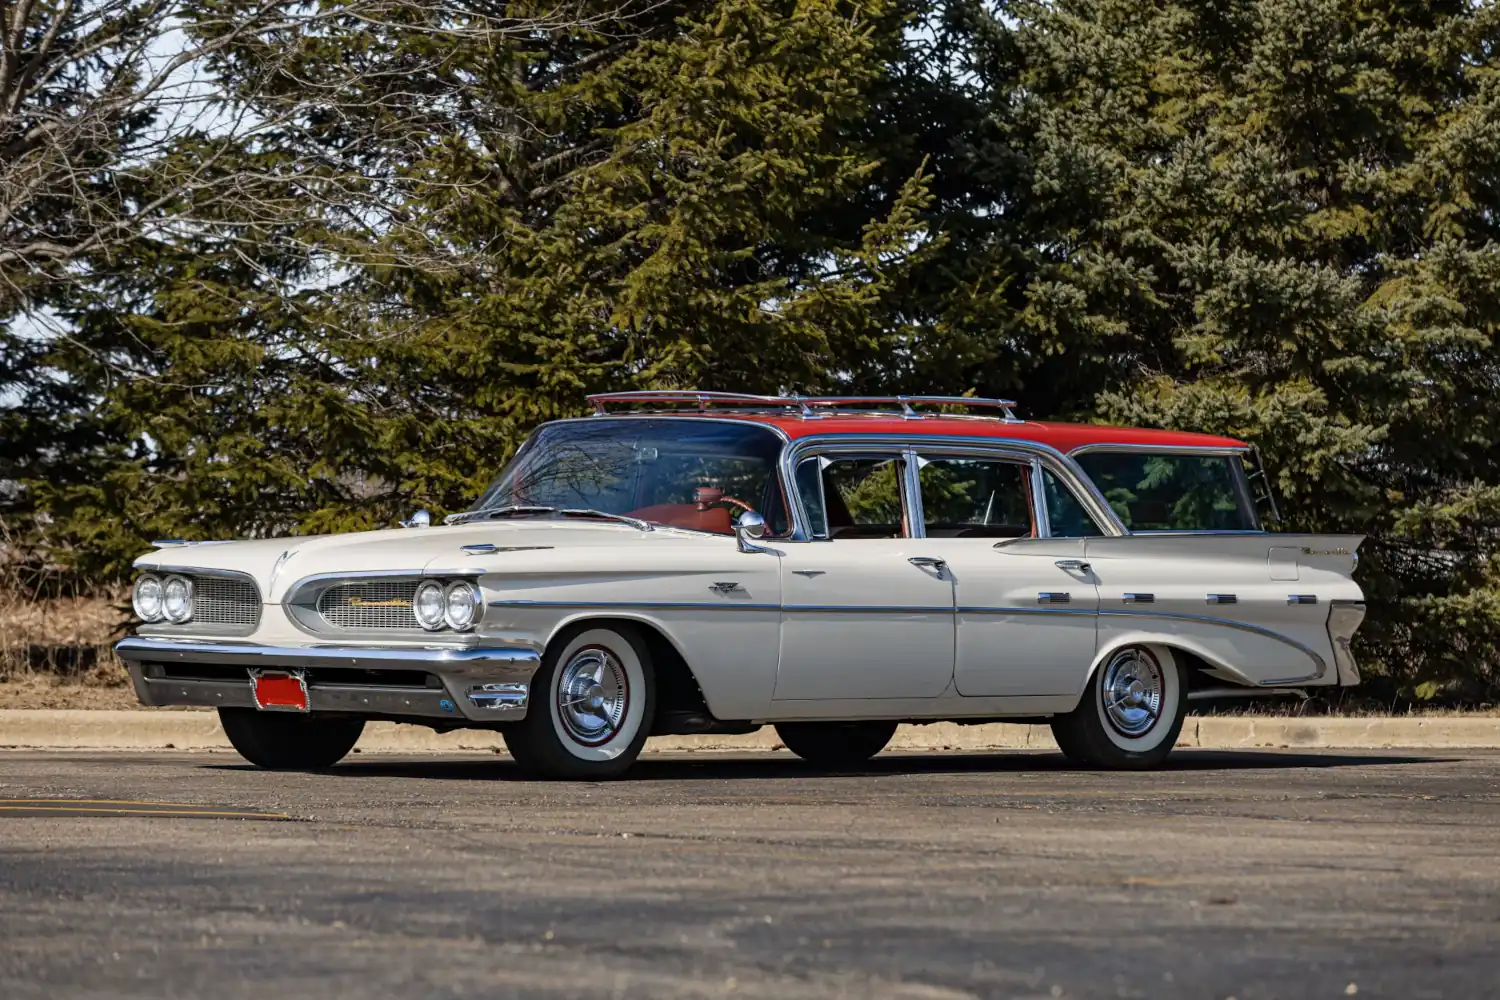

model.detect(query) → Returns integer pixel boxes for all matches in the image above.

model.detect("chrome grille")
[317,580,420,630]
[191,575,261,627]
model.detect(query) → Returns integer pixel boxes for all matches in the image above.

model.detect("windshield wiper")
[444,505,558,526]
[444,505,652,531]
[559,508,654,532]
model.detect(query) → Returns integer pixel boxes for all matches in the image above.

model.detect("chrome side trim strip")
[489,599,781,612]
[957,606,1096,617]
[1098,608,1326,683]
[784,604,951,615]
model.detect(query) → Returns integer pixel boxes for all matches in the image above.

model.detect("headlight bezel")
[132,574,165,622]
[161,574,194,624]
[414,580,447,631]
[442,580,483,632]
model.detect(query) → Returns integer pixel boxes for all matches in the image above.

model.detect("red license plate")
[251,670,308,712]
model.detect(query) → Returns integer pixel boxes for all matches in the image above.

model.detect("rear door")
[908,453,1101,698]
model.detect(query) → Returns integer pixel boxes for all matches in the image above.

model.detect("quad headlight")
[414,580,446,630]
[133,573,194,624]
[412,580,481,632]
[132,574,164,622]
[162,574,194,623]
[443,581,482,631]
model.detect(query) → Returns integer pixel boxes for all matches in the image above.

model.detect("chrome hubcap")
[557,646,629,746]
[1101,648,1164,738]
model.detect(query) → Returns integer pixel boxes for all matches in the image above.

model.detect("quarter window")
[1073,451,1258,531]
[917,457,1035,539]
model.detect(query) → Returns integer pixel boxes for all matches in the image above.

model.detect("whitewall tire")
[1050,645,1187,770]
[503,624,655,779]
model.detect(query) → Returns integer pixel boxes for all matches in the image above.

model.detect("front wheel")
[218,708,364,769]
[503,624,655,779]
[774,720,898,768]
[1050,645,1187,769]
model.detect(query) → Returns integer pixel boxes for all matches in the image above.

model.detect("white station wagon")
[117,392,1366,778]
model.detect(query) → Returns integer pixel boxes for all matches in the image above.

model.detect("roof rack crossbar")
[586,391,1020,421]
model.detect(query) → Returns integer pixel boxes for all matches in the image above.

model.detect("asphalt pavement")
[2,747,1498,999]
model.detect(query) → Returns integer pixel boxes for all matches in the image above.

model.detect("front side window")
[917,457,1035,538]
[472,419,788,535]
[797,454,907,539]
[1072,451,1258,532]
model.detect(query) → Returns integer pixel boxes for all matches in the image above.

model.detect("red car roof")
[643,412,1247,454]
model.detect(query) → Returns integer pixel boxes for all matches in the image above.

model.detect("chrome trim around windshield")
[478,415,802,538]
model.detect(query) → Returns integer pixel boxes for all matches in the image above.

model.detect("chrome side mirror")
[401,508,431,529]
[734,511,770,553]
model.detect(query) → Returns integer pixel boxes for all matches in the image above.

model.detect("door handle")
[908,556,948,573]
[1054,558,1091,572]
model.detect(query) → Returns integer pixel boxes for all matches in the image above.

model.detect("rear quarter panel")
[1083,534,1364,687]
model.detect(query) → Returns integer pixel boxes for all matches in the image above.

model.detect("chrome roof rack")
[586,391,1021,422]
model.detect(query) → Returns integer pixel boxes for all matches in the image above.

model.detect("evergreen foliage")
[3,0,1498,698]
[989,0,1500,696]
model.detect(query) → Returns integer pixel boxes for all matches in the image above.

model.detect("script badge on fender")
[250,669,309,712]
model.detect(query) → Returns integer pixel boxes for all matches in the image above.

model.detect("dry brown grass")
[0,588,130,686]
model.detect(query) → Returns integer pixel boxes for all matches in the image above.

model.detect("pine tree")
[991,0,1500,697]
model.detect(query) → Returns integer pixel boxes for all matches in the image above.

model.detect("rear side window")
[1073,452,1258,532]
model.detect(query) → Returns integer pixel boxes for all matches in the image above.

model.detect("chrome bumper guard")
[116,637,540,722]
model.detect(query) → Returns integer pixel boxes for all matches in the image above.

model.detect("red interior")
[626,502,735,534]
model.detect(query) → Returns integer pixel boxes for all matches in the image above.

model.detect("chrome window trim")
[780,434,1127,541]
[1067,443,1250,457]
[780,442,911,540]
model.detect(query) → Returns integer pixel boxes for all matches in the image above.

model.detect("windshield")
[1073,451,1259,532]
[471,419,788,535]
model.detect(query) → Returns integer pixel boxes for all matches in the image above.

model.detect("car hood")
[133,519,720,602]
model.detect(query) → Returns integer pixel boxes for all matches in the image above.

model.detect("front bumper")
[116,636,541,722]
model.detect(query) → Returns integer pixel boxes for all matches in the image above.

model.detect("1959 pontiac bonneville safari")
[117,392,1366,778]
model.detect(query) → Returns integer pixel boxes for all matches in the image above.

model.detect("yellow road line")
[0,798,209,807]
[0,805,290,819]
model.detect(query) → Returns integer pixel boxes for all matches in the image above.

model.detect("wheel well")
[1089,640,1246,695]
[546,616,709,720]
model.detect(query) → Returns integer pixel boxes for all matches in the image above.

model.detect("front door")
[909,454,1100,698]
[772,452,955,701]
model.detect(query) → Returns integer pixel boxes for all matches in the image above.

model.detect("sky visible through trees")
[2,0,1498,700]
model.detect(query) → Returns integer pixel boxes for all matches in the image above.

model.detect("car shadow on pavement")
[203,748,1452,782]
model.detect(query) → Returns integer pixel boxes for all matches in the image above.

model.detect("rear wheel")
[775,720,898,768]
[1050,645,1187,769]
[503,624,655,780]
[218,709,364,770]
